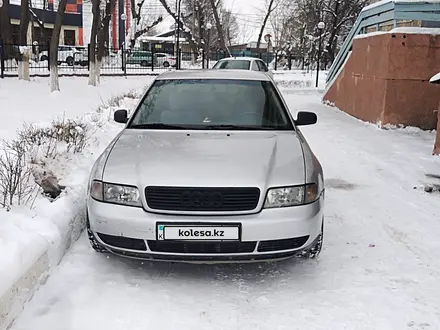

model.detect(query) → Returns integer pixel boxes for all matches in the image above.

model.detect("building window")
[64,29,76,45]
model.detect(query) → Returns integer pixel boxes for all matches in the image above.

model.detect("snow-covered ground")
[0,76,153,140]
[7,83,440,329]
[0,76,155,328]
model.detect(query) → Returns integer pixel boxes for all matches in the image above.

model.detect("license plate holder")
[156,222,242,242]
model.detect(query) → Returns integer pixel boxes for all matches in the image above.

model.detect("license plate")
[157,224,240,241]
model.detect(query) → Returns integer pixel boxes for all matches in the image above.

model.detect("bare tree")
[18,0,31,80]
[158,0,199,51]
[221,9,239,46]
[50,0,68,91]
[256,0,277,49]
[208,0,228,52]
[88,0,100,86]
[127,0,163,49]
[0,0,13,59]
[96,0,116,83]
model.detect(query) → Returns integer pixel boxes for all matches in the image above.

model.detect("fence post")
[0,39,5,79]
[274,52,278,71]
[178,49,182,70]
[47,40,51,71]
[151,46,154,72]
[202,49,205,69]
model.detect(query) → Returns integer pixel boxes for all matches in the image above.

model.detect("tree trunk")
[256,0,275,49]
[88,0,100,86]
[0,0,13,59]
[97,0,116,84]
[50,0,68,92]
[19,0,30,45]
[208,0,227,53]
[18,0,30,80]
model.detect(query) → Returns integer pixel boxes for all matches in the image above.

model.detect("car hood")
[103,130,305,190]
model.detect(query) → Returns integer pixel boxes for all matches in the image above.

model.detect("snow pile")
[0,77,151,329]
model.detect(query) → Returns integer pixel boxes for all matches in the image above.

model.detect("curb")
[0,212,85,329]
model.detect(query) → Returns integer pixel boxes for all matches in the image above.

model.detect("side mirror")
[295,111,317,126]
[114,109,128,123]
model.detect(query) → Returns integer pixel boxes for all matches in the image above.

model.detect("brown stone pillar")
[434,106,440,156]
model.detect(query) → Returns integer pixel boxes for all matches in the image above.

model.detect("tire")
[140,60,148,67]
[298,219,323,259]
[40,55,48,61]
[163,61,170,68]
[86,216,107,253]
[66,56,74,66]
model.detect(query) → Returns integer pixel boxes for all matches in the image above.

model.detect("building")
[8,0,84,45]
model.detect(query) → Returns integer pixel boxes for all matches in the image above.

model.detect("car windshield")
[128,79,294,130]
[213,60,251,70]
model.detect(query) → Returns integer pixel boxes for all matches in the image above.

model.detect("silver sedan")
[86,69,325,263]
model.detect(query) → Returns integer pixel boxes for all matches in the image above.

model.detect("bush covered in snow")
[0,117,91,208]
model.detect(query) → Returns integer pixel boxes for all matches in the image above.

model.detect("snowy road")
[11,89,440,330]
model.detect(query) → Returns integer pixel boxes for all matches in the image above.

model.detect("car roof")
[217,57,261,61]
[156,69,271,81]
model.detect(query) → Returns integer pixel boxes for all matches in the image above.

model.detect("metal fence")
[0,41,277,78]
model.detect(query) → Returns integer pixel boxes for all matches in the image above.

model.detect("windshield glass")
[128,79,294,130]
[213,60,251,70]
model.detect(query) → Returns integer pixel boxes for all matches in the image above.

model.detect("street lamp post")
[315,21,325,88]
[206,22,212,68]
[176,0,182,69]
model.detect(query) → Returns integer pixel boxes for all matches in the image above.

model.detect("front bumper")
[87,195,324,263]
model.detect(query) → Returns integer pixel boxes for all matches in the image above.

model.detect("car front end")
[86,70,324,263]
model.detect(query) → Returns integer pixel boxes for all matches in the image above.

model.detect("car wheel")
[140,60,148,67]
[163,61,170,67]
[86,216,107,253]
[40,55,48,61]
[298,219,323,259]
[66,56,74,66]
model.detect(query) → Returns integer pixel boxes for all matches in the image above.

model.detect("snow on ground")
[0,76,154,325]
[8,86,440,329]
[0,76,153,140]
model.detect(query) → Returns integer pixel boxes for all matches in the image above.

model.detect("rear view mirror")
[114,109,128,123]
[295,111,317,126]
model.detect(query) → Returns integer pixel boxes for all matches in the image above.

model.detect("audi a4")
[86,69,325,263]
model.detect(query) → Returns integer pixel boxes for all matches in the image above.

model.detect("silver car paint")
[87,70,324,262]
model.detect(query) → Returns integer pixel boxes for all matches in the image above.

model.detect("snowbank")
[0,77,152,329]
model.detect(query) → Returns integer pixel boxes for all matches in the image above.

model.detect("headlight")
[90,180,142,207]
[264,183,320,208]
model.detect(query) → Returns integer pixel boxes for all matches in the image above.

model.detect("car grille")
[145,186,260,212]
[147,241,257,254]
[257,236,309,252]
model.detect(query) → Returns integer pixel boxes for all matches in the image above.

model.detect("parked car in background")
[212,57,274,78]
[38,45,87,66]
[86,69,324,263]
[155,53,176,67]
[126,51,154,67]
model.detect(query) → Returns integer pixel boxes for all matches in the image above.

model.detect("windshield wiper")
[129,123,187,130]
[205,124,273,130]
